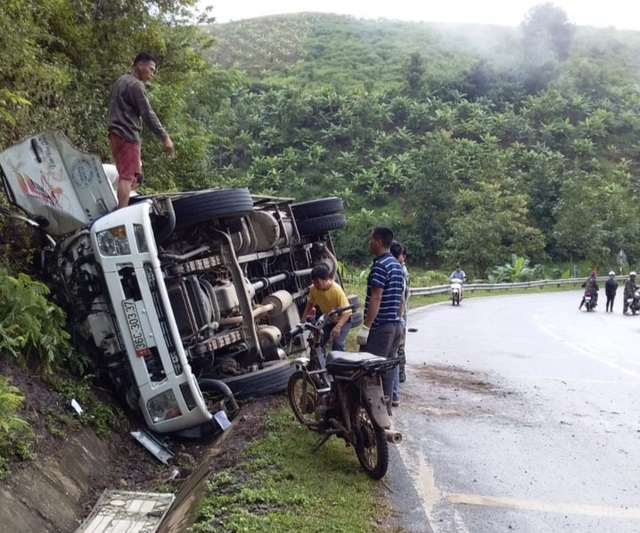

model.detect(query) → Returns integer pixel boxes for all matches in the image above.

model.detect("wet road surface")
[385,290,640,533]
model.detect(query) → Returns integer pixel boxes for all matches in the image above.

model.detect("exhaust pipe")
[385,429,402,444]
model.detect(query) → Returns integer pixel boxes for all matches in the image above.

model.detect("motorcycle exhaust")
[385,429,402,444]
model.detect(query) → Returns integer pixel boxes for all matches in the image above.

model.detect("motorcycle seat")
[326,351,389,374]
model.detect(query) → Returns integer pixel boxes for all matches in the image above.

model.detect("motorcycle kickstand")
[310,434,331,453]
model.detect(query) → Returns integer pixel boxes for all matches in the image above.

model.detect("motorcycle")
[450,278,463,306]
[582,289,597,311]
[287,305,402,479]
[626,288,640,315]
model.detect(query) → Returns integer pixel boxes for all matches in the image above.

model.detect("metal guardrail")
[410,276,623,297]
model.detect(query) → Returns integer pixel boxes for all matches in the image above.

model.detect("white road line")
[445,492,640,519]
[533,314,640,380]
[537,376,640,385]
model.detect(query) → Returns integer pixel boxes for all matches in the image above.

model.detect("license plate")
[122,299,151,357]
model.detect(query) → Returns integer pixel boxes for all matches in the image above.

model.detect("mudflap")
[289,356,310,371]
[360,375,392,429]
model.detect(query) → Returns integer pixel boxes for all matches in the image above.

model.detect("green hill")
[197,12,640,273]
[4,5,640,275]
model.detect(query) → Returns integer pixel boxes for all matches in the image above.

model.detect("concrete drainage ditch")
[0,424,236,532]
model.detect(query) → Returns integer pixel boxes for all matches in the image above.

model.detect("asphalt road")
[385,290,640,533]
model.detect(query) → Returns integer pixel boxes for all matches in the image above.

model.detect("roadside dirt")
[415,363,503,395]
[0,360,275,531]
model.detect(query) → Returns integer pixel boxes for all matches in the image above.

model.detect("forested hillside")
[203,9,640,275]
[3,3,640,276]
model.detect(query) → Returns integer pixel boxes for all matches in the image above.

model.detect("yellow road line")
[445,492,640,519]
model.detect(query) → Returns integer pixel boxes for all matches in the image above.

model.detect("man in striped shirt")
[356,226,405,415]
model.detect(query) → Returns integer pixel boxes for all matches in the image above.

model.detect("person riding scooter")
[623,271,637,314]
[450,264,466,299]
[579,271,599,310]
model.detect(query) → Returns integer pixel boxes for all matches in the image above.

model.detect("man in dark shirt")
[107,52,174,208]
[356,226,404,415]
[605,271,618,313]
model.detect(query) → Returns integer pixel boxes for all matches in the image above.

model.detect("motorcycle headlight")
[96,225,131,256]
[147,389,181,423]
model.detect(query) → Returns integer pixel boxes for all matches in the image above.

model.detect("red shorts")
[108,132,141,182]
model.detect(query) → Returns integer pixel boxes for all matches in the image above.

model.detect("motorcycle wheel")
[350,400,389,480]
[287,371,318,426]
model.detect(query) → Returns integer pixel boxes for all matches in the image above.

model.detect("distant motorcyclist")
[450,264,466,299]
[579,271,599,310]
[623,271,637,314]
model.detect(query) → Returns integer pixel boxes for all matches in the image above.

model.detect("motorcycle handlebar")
[319,303,357,325]
[289,303,357,336]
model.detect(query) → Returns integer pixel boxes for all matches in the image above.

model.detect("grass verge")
[190,397,395,533]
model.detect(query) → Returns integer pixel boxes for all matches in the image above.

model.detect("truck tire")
[296,213,346,236]
[172,188,254,230]
[291,197,343,220]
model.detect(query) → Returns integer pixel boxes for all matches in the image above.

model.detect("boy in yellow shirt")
[302,264,353,351]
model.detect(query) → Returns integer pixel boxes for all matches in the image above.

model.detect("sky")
[202,1,640,31]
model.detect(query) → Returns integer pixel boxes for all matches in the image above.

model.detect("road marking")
[395,424,640,531]
[538,376,640,385]
[395,419,471,533]
[533,314,640,380]
[395,432,437,513]
[445,492,640,519]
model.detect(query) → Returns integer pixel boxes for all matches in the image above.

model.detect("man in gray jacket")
[107,52,174,208]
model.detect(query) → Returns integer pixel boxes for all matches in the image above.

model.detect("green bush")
[0,267,71,372]
[0,376,32,478]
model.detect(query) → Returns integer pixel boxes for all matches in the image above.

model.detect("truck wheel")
[172,188,254,230]
[296,213,346,236]
[291,197,343,220]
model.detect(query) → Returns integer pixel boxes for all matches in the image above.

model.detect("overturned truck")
[0,130,353,437]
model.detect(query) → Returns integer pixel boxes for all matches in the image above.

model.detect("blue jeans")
[321,319,351,352]
[359,321,403,413]
[392,365,400,402]
[392,323,407,401]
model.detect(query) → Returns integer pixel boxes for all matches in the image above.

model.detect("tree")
[403,52,426,98]
[521,3,574,61]
[520,3,574,93]
[442,182,546,278]
[553,163,635,264]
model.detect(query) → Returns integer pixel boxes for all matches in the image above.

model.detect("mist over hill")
[204,12,640,91]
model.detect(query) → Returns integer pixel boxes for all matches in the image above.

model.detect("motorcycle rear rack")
[326,355,398,378]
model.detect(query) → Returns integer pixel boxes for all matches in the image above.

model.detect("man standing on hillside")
[356,227,404,416]
[107,52,174,208]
